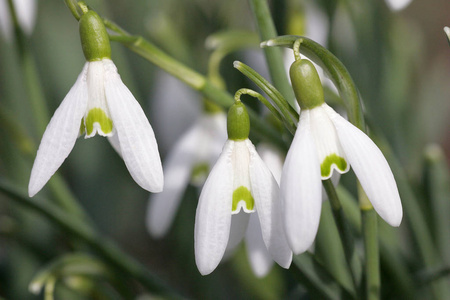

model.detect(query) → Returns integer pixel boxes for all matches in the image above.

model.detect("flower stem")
[323,179,360,297]
[361,208,380,300]
[0,179,183,299]
[248,0,296,108]
[107,33,287,150]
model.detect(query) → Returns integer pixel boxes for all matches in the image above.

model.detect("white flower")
[194,139,292,275]
[0,0,37,40]
[146,112,227,238]
[281,102,403,254]
[28,58,163,196]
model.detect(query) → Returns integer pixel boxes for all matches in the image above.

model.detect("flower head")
[281,59,403,254]
[28,10,163,196]
[194,99,292,275]
[0,0,37,40]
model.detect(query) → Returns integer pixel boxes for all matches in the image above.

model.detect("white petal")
[280,111,322,254]
[194,141,234,275]
[385,0,412,11]
[248,140,292,268]
[245,212,274,278]
[257,143,284,184]
[146,123,202,238]
[103,59,163,193]
[326,106,403,226]
[14,0,37,35]
[107,133,122,157]
[28,63,89,197]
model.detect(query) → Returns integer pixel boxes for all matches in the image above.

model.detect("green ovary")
[232,186,255,213]
[85,108,113,135]
[321,154,348,178]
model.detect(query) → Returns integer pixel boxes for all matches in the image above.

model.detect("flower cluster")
[28,6,403,279]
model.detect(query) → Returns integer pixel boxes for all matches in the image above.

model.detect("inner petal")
[231,141,255,214]
[309,105,350,179]
[84,61,114,138]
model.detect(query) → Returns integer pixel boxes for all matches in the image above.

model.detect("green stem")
[0,179,183,299]
[362,209,380,300]
[248,0,296,108]
[107,34,287,150]
[323,179,360,297]
[261,35,365,131]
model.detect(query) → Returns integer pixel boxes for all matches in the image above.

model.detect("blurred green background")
[0,0,449,299]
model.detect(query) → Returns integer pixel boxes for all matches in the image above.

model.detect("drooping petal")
[325,105,403,226]
[248,140,292,268]
[195,141,234,275]
[103,59,163,193]
[28,63,89,197]
[107,133,122,157]
[309,105,349,179]
[146,122,202,238]
[245,212,274,278]
[280,111,322,254]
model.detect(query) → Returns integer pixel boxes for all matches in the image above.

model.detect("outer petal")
[146,123,202,238]
[28,63,89,197]
[245,212,274,277]
[326,106,403,226]
[103,60,163,193]
[385,0,412,11]
[280,111,322,254]
[195,141,234,275]
[248,140,292,268]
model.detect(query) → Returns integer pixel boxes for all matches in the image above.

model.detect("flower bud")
[227,101,250,140]
[79,10,111,61]
[289,59,324,110]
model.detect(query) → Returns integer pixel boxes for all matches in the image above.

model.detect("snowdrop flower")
[147,103,227,238]
[281,59,403,254]
[28,10,163,197]
[195,96,292,275]
[0,0,37,40]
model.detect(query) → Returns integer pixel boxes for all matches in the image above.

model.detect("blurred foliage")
[0,0,450,299]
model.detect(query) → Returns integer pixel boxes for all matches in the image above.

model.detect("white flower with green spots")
[28,10,163,196]
[281,59,403,254]
[194,100,292,276]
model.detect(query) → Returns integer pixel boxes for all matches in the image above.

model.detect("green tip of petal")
[290,59,324,110]
[320,154,348,178]
[227,101,250,140]
[85,108,113,136]
[232,186,255,214]
[79,10,111,61]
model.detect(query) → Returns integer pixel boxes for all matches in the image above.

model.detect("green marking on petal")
[320,154,348,178]
[232,186,255,214]
[85,108,113,136]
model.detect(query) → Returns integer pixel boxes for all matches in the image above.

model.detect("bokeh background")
[0,0,449,299]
